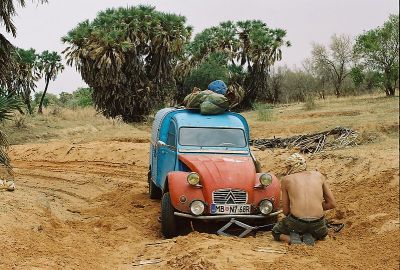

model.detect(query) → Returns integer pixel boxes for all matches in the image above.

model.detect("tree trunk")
[22,89,33,115]
[334,85,341,97]
[386,85,395,96]
[25,96,33,114]
[38,77,50,114]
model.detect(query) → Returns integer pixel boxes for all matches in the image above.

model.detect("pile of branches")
[251,127,358,153]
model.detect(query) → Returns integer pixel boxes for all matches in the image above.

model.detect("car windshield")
[179,127,247,148]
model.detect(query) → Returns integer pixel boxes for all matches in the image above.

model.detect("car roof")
[151,108,250,144]
[172,110,247,129]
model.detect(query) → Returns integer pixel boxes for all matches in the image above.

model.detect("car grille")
[212,189,248,204]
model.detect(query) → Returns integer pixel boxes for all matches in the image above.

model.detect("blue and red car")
[148,108,281,238]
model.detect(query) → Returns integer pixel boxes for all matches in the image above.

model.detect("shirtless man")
[272,153,336,245]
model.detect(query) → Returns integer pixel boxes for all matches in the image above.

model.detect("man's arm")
[281,178,290,215]
[322,180,336,210]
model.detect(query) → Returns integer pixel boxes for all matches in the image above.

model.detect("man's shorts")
[272,214,328,241]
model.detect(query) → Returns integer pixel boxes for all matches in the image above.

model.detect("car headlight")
[259,173,272,186]
[187,172,200,185]
[259,200,273,215]
[190,200,205,216]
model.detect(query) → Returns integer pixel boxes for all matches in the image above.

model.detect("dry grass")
[2,107,150,145]
[2,93,398,146]
[245,93,399,140]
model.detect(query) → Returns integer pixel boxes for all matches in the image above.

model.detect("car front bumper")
[174,210,282,220]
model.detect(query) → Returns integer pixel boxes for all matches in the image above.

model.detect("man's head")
[285,153,307,175]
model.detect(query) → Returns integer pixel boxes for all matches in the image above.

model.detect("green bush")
[56,88,94,109]
[33,92,60,108]
[253,102,273,121]
[182,53,229,96]
[70,87,93,108]
[59,92,73,105]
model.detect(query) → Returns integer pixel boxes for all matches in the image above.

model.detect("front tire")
[161,192,177,238]
[148,169,162,199]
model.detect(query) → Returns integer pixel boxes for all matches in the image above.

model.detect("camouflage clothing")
[272,214,328,241]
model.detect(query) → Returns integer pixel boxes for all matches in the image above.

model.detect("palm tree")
[11,48,41,114]
[1,0,47,86]
[238,21,290,106]
[63,6,192,122]
[182,20,290,107]
[37,51,64,114]
[0,0,47,171]
[0,94,21,169]
[0,34,15,88]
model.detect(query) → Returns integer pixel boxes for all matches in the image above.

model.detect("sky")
[3,0,399,95]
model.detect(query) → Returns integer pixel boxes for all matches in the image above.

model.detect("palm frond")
[0,94,21,121]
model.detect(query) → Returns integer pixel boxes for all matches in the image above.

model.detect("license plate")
[210,204,251,215]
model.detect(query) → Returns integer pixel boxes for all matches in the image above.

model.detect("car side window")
[166,121,176,147]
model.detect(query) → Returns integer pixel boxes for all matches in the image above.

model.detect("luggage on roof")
[184,89,229,115]
[183,82,244,115]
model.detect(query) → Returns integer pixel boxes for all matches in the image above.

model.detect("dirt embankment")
[0,96,398,269]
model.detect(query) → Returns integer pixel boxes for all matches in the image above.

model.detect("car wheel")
[161,192,177,238]
[148,169,162,199]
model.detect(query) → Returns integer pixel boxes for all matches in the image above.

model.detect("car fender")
[253,173,281,210]
[167,171,205,213]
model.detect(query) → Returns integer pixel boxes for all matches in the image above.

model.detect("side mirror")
[157,140,166,147]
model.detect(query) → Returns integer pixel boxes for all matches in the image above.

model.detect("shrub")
[304,95,316,110]
[71,87,93,107]
[180,53,229,101]
[13,115,27,129]
[33,92,60,108]
[253,102,273,121]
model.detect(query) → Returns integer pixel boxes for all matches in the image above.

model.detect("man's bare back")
[282,171,335,219]
[272,153,337,245]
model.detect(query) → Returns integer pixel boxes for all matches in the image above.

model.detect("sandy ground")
[0,95,399,269]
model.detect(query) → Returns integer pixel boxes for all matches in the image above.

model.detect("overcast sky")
[4,0,399,95]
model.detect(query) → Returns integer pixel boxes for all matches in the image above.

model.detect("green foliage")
[63,5,192,122]
[37,50,64,113]
[227,64,246,85]
[253,102,273,121]
[11,48,41,114]
[179,20,290,108]
[59,92,73,105]
[70,87,94,108]
[354,14,399,96]
[350,66,365,88]
[365,71,383,90]
[33,92,59,107]
[350,67,382,92]
[0,0,48,169]
[182,53,229,95]
[31,88,94,110]
[37,51,64,82]
[0,94,21,122]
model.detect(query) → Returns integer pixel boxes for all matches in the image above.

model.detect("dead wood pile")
[250,127,358,153]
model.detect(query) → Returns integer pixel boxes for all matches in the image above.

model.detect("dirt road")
[0,96,399,269]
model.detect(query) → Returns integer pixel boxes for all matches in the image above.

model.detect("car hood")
[178,154,256,203]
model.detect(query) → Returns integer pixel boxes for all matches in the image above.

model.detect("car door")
[156,120,177,191]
